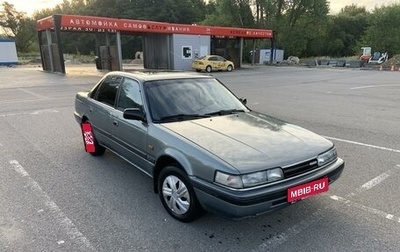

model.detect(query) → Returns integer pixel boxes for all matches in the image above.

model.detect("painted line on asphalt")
[8,160,96,251]
[330,195,400,224]
[0,96,71,105]
[351,84,400,90]
[251,207,327,252]
[17,88,48,99]
[360,172,390,190]
[0,109,58,118]
[323,136,400,153]
[348,165,400,197]
[252,190,400,252]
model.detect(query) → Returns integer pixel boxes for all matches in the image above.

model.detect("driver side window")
[116,78,143,111]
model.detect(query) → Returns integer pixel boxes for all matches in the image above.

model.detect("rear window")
[93,75,122,107]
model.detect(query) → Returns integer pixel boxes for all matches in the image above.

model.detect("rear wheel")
[82,121,106,156]
[158,166,202,222]
[205,65,212,73]
[227,65,233,72]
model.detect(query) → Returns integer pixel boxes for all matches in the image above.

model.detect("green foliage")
[3,0,400,59]
[323,5,369,56]
[202,0,254,27]
[272,0,330,57]
[361,4,400,56]
[0,1,36,52]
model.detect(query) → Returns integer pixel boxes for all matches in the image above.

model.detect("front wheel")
[158,166,202,222]
[227,64,233,72]
[205,65,212,73]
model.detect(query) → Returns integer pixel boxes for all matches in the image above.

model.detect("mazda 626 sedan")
[74,71,344,222]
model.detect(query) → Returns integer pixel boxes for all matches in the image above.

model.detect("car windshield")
[145,78,248,123]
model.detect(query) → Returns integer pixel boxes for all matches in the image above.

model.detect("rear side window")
[94,75,122,107]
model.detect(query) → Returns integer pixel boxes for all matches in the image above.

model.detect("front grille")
[283,159,319,178]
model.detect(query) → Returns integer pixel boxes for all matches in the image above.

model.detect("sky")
[0,0,398,16]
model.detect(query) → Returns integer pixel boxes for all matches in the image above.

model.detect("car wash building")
[36,14,274,74]
[0,39,18,66]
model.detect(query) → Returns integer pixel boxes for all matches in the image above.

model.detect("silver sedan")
[74,71,344,222]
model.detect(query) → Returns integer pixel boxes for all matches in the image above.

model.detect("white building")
[0,39,18,66]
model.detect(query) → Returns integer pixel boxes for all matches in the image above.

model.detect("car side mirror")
[239,97,247,105]
[123,108,146,122]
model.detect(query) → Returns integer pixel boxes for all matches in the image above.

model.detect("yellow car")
[192,55,234,72]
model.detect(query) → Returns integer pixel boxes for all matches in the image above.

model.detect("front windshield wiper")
[158,114,210,123]
[205,109,246,116]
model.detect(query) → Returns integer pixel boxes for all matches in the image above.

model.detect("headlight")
[214,172,243,189]
[317,147,337,166]
[215,168,284,189]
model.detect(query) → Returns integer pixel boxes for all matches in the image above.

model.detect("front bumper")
[191,158,344,219]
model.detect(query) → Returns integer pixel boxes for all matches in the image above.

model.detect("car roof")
[104,71,213,82]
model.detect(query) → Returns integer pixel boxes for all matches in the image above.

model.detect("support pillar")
[116,31,123,71]
[251,39,256,66]
[239,37,243,68]
[54,15,65,74]
[45,29,54,72]
[105,32,111,70]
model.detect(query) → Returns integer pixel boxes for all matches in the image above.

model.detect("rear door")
[216,56,226,70]
[89,75,122,146]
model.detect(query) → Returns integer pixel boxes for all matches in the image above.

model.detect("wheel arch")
[153,150,193,194]
[81,115,89,123]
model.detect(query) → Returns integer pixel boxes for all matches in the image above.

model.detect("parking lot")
[0,65,399,251]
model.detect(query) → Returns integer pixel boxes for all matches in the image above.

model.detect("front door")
[110,77,150,175]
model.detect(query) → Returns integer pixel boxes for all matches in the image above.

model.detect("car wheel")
[205,65,212,73]
[82,121,106,156]
[227,65,233,72]
[158,166,202,222]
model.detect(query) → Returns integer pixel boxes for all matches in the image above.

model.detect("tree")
[202,0,255,27]
[0,1,36,52]
[361,4,400,57]
[273,0,330,57]
[323,4,369,57]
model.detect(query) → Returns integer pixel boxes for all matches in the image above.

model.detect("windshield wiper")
[158,114,210,122]
[205,109,246,116]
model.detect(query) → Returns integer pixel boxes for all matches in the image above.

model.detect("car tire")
[83,121,106,156]
[205,65,212,73]
[227,65,233,72]
[158,165,202,222]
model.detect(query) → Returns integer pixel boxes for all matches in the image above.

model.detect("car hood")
[161,112,333,173]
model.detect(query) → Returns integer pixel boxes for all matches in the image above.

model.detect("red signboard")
[287,177,329,202]
[36,16,54,31]
[36,14,273,39]
[81,122,95,153]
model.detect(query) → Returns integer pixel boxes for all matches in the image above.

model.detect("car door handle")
[113,120,119,127]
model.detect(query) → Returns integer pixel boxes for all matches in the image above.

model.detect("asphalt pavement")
[0,64,399,251]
